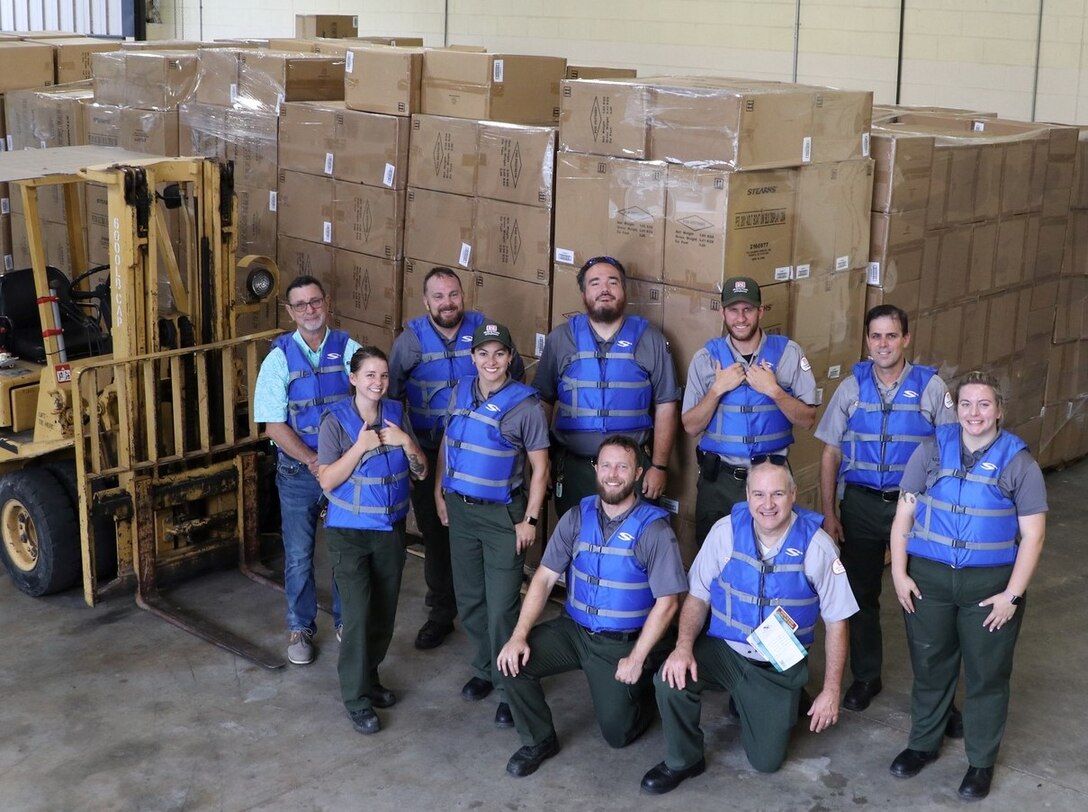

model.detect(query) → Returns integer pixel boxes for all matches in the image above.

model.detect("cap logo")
[733,281,748,293]
[484,324,500,336]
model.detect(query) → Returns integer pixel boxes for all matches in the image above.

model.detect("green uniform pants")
[694,466,748,545]
[501,615,673,748]
[325,524,407,712]
[655,634,808,774]
[904,556,1022,767]
[839,485,898,682]
[409,446,457,625]
[447,492,527,698]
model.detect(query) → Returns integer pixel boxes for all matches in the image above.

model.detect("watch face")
[1009,594,1022,605]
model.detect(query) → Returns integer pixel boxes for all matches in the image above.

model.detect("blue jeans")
[276,456,340,632]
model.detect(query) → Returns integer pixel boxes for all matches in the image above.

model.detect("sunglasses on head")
[750,454,791,470]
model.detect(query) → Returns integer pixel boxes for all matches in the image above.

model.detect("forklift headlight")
[246,267,276,301]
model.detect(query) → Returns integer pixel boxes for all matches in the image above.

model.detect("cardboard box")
[867,208,926,298]
[870,132,934,213]
[550,264,663,330]
[473,198,552,284]
[91,50,199,110]
[344,46,424,116]
[351,36,425,48]
[279,101,410,188]
[919,225,971,311]
[278,235,336,282]
[331,250,402,328]
[328,313,398,355]
[407,114,479,196]
[559,79,651,158]
[9,213,80,277]
[565,66,638,80]
[401,258,477,324]
[236,185,278,257]
[35,37,120,84]
[807,87,873,164]
[664,163,796,291]
[793,159,874,278]
[661,285,725,387]
[238,51,345,111]
[121,108,180,156]
[194,47,245,106]
[476,121,556,208]
[553,153,667,281]
[789,271,866,382]
[404,187,475,269]
[422,50,566,125]
[296,14,359,39]
[471,271,551,357]
[0,41,55,93]
[5,85,92,150]
[332,180,406,259]
[178,104,280,189]
[82,101,122,147]
[277,169,336,245]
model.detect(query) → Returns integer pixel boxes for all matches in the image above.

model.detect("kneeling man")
[641,457,858,793]
[497,434,687,777]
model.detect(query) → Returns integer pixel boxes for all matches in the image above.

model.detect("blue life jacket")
[554,314,653,435]
[699,334,794,458]
[404,311,485,436]
[323,399,410,531]
[908,425,1025,568]
[566,497,668,633]
[708,503,822,649]
[273,330,350,451]
[442,378,537,503]
[840,362,939,490]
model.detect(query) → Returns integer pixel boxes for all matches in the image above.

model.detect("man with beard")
[389,267,526,651]
[682,277,818,545]
[534,257,680,521]
[254,275,361,664]
[816,305,955,714]
[496,435,687,777]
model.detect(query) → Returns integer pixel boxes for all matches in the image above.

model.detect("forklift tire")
[0,468,81,596]
[41,461,118,581]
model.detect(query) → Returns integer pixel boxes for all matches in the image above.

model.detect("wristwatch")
[1007,592,1023,605]
[526,515,539,527]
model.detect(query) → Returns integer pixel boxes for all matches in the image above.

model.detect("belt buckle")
[881,490,899,503]
[732,466,748,481]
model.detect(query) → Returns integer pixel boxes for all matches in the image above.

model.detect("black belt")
[743,655,775,669]
[587,629,640,643]
[444,490,504,506]
[847,484,900,502]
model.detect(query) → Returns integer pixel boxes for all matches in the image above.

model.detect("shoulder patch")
[832,558,846,575]
[800,356,811,372]
[944,392,954,409]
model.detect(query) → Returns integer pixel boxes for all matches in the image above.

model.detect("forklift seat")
[0,267,111,363]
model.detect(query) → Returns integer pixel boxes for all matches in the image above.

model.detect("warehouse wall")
[169,0,1088,124]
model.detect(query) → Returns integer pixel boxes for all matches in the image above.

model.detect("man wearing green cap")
[681,276,818,545]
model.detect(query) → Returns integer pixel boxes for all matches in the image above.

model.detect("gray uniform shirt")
[388,311,526,450]
[900,432,1048,516]
[316,399,420,465]
[689,512,859,661]
[533,316,681,458]
[542,497,689,599]
[444,378,550,491]
[682,332,818,466]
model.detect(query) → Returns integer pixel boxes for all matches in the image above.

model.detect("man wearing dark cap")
[533,256,680,521]
[435,321,550,727]
[681,276,818,544]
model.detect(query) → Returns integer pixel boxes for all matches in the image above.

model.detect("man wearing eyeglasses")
[815,304,955,713]
[682,276,818,546]
[640,458,857,793]
[388,266,525,652]
[254,275,361,665]
[533,257,680,521]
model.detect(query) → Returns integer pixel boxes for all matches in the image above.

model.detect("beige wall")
[171,0,1088,124]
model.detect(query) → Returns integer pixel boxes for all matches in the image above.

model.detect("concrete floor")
[2,459,1087,812]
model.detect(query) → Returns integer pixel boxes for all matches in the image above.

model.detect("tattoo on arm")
[408,453,425,477]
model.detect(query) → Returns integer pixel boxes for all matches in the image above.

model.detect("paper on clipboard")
[746,606,807,672]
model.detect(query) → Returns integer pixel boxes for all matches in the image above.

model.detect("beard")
[598,479,637,505]
[586,298,624,322]
[430,305,463,330]
[726,322,758,343]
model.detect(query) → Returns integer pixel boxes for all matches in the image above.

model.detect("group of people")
[253,256,1048,802]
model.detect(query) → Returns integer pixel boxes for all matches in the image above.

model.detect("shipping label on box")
[472,270,550,357]
[332,180,406,259]
[404,187,475,269]
[331,250,402,328]
[664,163,796,292]
[344,46,423,117]
[559,78,650,159]
[474,198,551,284]
[476,121,556,208]
[408,114,479,196]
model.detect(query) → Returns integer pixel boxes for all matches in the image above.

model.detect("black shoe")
[945,705,964,739]
[462,676,494,702]
[958,766,994,800]
[889,748,940,778]
[506,734,560,777]
[495,702,514,728]
[415,620,455,650]
[367,683,397,709]
[640,759,707,795]
[349,708,381,735]
[842,678,883,711]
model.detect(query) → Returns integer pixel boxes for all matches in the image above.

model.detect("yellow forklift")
[0,147,285,668]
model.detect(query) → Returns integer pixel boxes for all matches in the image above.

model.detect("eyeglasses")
[750,454,791,470]
[286,296,326,313]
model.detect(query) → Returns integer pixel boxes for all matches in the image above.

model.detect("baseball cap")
[471,322,515,350]
[721,276,762,307]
